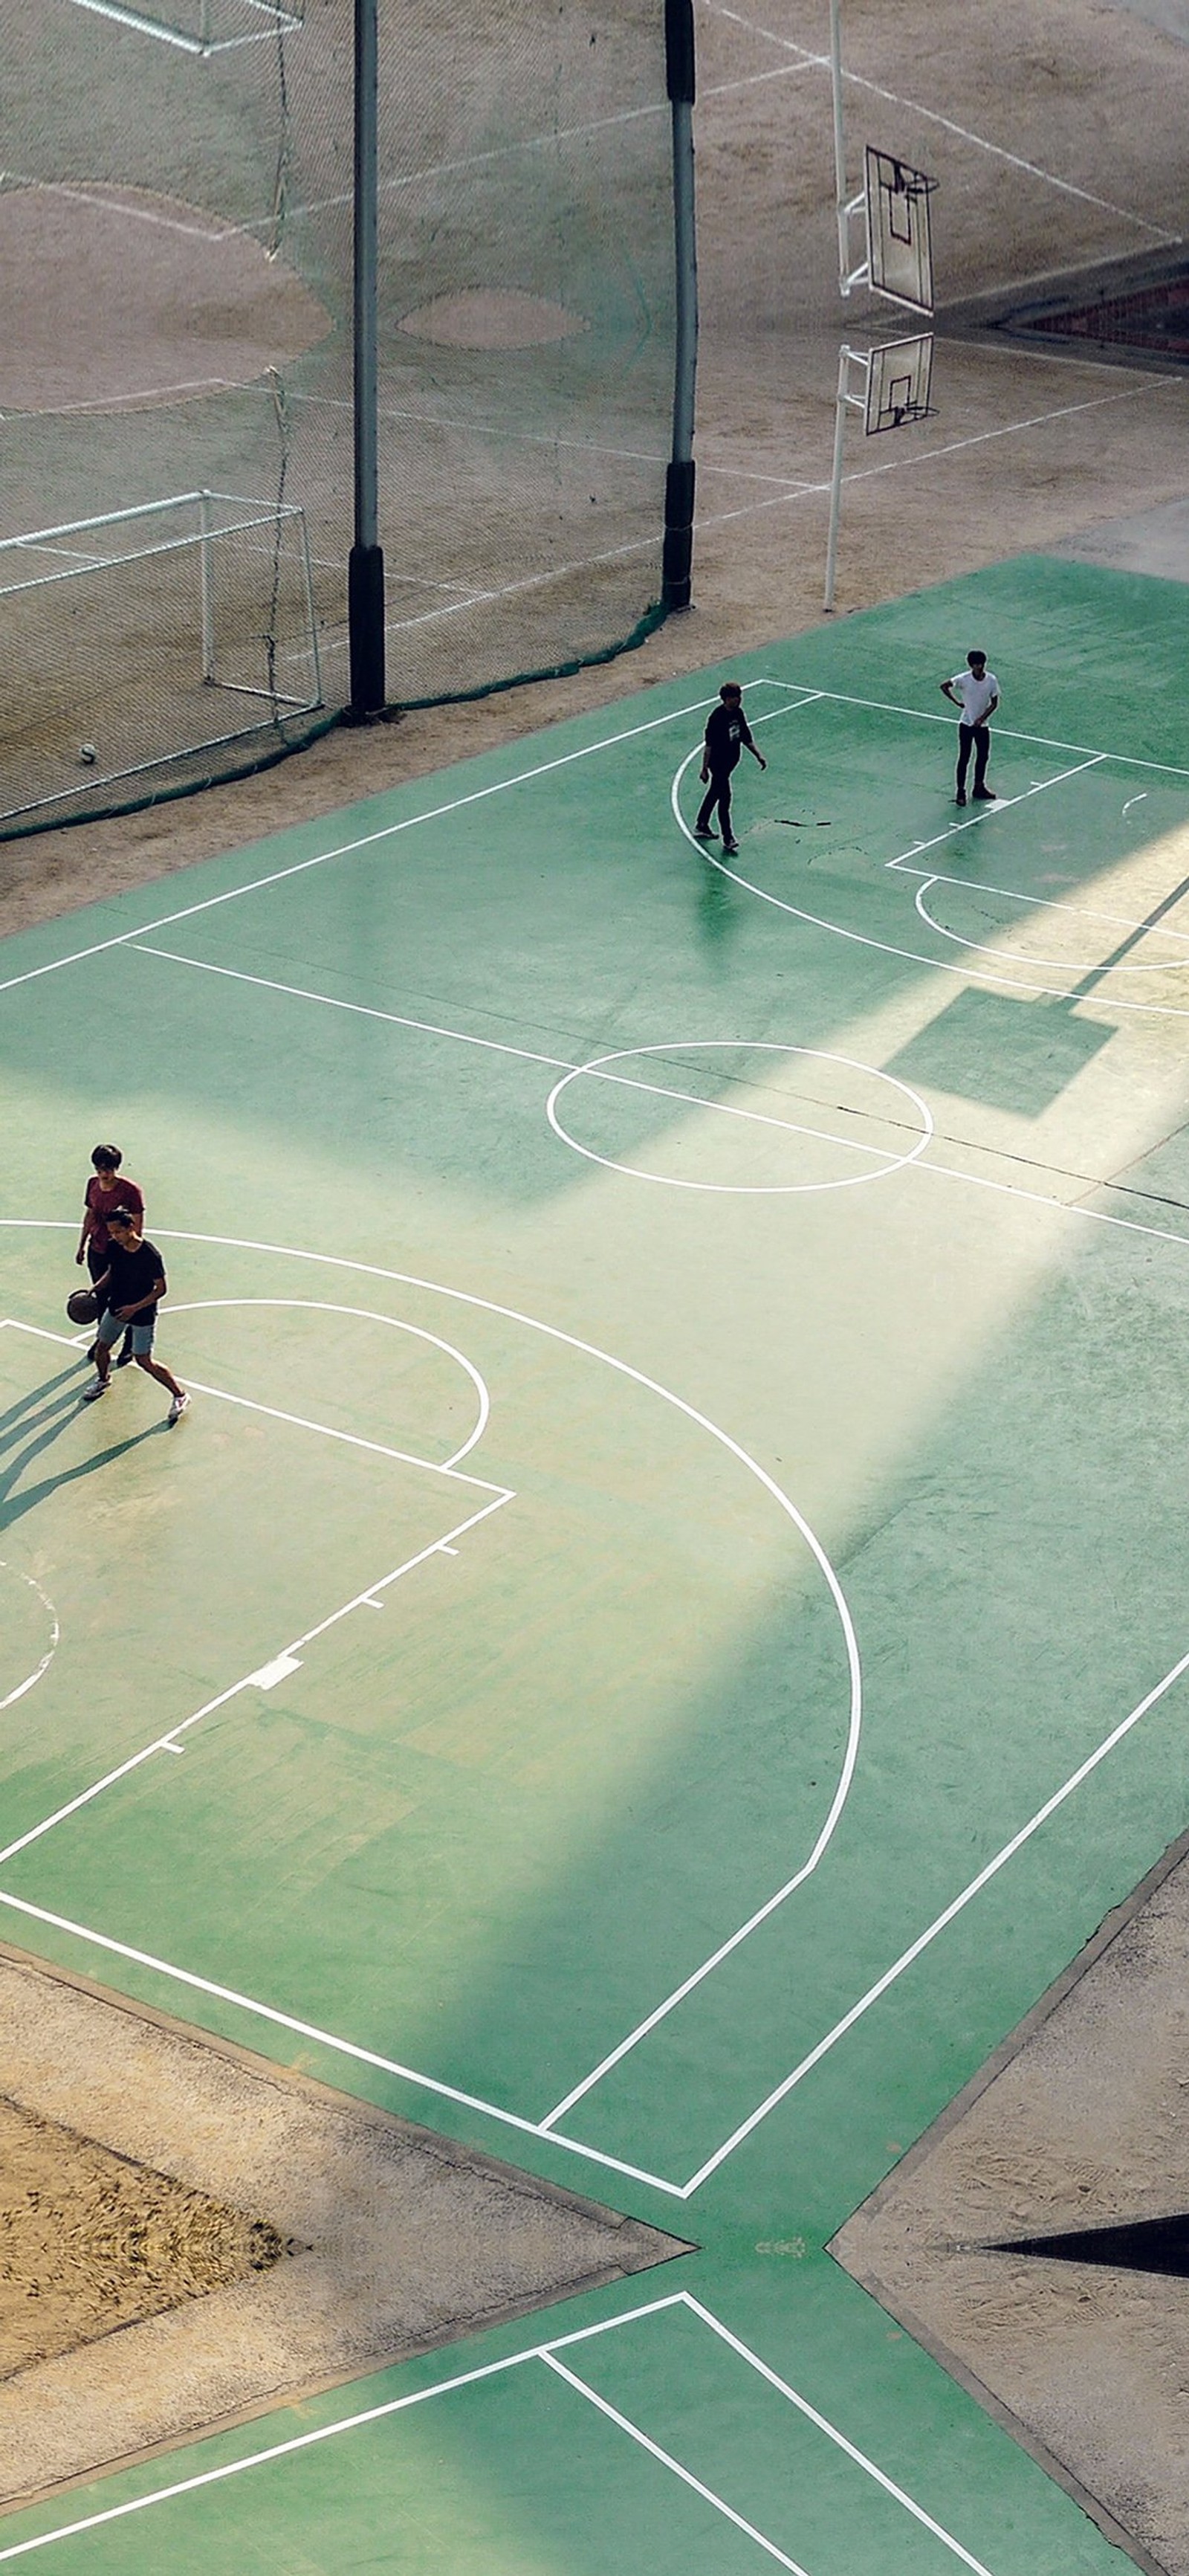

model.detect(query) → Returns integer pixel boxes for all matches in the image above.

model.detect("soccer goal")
[63,0,302,57]
[0,491,323,827]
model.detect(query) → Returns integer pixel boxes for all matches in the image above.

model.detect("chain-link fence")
[1,0,678,830]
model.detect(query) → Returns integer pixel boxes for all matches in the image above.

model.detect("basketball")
[66,1288,100,1326]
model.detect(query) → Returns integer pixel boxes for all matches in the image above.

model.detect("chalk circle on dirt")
[0,183,331,415]
[0,1561,59,1717]
[545,1042,934,1194]
[398,291,588,349]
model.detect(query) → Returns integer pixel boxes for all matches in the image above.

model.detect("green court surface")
[2,552,1189,2570]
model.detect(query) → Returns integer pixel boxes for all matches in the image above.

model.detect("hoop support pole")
[664,0,698,610]
[823,345,867,613]
[349,0,386,714]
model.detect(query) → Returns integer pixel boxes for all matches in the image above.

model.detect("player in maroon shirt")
[76,1145,145,1367]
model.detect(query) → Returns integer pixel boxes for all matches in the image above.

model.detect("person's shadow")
[0,1360,161,1536]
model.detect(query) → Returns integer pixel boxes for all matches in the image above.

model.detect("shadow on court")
[0,1363,162,1534]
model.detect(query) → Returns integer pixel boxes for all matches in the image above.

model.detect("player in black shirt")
[694,682,766,856]
[82,1210,189,1424]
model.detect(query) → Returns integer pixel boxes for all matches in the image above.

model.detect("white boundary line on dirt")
[702,0,1177,239]
[0,2288,996,2570]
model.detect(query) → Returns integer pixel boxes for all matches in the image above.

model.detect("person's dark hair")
[106,1207,137,1228]
[91,1146,123,1170]
[967,651,987,668]
[719,682,742,700]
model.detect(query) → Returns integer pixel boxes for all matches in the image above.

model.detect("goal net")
[1,0,676,827]
[0,494,320,827]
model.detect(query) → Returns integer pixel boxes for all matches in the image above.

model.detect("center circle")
[0,1561,59,1717]
[545,1042,933,1195]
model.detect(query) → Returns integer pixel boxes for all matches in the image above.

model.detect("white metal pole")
[829,0,849,297]
[199,489,215,680]
[823,346,850,614]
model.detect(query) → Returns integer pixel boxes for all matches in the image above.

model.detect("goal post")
[0,491,323,827]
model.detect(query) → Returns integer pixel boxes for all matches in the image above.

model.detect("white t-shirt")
[950,669,999,726]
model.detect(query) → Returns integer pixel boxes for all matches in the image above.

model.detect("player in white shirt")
[941,650,1000,805]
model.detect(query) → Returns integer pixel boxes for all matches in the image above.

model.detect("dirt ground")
[834,1827,1189,2576]
[2,0,1188,941]
[0,1946,685,2508]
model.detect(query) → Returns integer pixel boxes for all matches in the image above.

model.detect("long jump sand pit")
[0,1943,688,2511]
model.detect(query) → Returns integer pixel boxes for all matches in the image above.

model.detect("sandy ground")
[0,1946,686,2508]
[2,0,1188,940]
[834,1828,1189,2576]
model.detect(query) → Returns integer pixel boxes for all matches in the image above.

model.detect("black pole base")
[662,458,696,612]
[349,541,386,715]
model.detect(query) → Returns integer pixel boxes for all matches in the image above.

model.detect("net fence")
[1,0,676,830]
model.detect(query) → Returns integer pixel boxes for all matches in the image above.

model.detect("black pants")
[956,722,990,794]
[696,766,736,841]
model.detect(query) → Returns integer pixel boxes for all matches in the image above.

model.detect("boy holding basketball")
[82,1210,189,1424]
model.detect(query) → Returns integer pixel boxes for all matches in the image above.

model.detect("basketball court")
[0,551,1188,2566]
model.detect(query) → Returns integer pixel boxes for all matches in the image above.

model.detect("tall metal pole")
[823,345,852,614]
[829,0,849,297]
[349,0,386,713]
[662,0,697,612]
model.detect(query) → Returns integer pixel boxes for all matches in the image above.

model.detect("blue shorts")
[98,1309,155,1355]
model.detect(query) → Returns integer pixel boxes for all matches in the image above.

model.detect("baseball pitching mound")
[0,181,332,416]
[0,1943,690,2511]
[398,288,588,349]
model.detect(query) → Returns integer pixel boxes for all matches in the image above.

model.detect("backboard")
[865,146,937,312]
[864,332,935,433]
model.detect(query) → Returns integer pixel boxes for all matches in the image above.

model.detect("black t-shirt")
[103,1237,166,1315]
[704,703,754,771]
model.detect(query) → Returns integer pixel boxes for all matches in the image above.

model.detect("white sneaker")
[167,1391,190,1426]
[82,1378,108,1403]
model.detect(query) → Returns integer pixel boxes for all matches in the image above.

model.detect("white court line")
[684,796,1189,1019]
[0,2285,996,2570]
[136,946,916,1173]
[869,755,1109,871]
[682,1640,1189,2195]
[888,865,1189,939]
[684,2297,995,2576]
[703,0,1176,239]
[162,1298,492,1470]
[0,1491,511,1876]
[913,873,1189,977]
[0,2293,689,2566]
[0,1884,682,2198]
[7,1216,1189,2194]
[0,692,728,1003]
[758,677,1189,781]
[542,2354,810,2574]
[0,1222,860,2200]
[0,1562,59,1718]
[3,1316,500,1490]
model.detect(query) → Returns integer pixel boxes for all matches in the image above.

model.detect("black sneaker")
[971,786,997,801]
[693,827,715,842]
[954,793,967,807]
[722,837,739,856]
